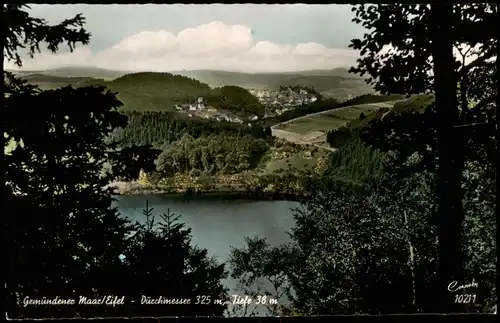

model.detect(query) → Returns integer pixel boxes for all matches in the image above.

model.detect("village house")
[197,97,204,110]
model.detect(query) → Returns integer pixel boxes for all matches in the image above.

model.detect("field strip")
[271,100,401,131]
[271,100,402,151]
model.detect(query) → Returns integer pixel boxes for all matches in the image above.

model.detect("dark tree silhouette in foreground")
[118,201,228,317]
[3,5,225,318]
[229,4,496,315]
[348,3,497,311]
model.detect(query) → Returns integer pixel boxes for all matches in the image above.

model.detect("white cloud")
[5,21,360,73]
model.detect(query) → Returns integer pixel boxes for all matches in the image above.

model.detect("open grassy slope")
[276,103,394,134]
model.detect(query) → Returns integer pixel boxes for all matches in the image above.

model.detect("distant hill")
[278,67,355,77]
[77,72,213,111]
[9,67,373,100]
[7,66,125,79]
[9,73,95,90]
[173,69,373,100]
[18,73,93,83]
[10,66,375,109]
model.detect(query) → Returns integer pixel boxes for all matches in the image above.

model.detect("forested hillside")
[156,133,269,176]
[77,72,213,111]
[326,94,430,148]
[207,85,265,116]
[108,111,272,148]
[20,71,267,114]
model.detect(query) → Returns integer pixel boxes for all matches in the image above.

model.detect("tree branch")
[473,94,496,111]
[458,53,495,78]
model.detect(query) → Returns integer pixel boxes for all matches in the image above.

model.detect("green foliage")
[107,111,272,148]
[265,94,401,126]
[289,171,439,314]
[4,78,134,318]
[392,94,435,114]
[326,108,388,148]
[342,93,404,106]
[156,134,269,175]
[78,72,213,111]
[30,72,267,116]
[208,85,265,116]
[228,237,295,316]
[326,94,433,149]
[2,4,90,68]
[322,137,386,190]
[461,161,496,311]
[359,99,496,312]
[348,5,497,311]
[120,202,228,316]
[229,170,440,315]
[3,6,232,318]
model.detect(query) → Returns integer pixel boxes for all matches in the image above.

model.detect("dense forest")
[108,111,272,148]
[207,85,266,116]
[326,94,434,148]
[79,72,212,110]
[75,72,267,116]
[156,133,269,176]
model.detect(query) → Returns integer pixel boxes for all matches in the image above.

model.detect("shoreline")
[106,181,305,202]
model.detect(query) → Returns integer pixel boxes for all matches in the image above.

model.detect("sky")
[5,4,368,73]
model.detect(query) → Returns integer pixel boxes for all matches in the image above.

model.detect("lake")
[114,194,299,314]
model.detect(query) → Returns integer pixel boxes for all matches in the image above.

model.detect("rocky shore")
[105,181,304,201]
[105,181,171,196]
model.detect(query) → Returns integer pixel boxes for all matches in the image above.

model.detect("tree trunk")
[430,3,465,313]
[403,211,417,309]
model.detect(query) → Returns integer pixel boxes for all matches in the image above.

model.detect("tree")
[348,3,497,311]
[2,4,90,68]
[229,169,440,315]
[228,236,295,316]
[4,68,136,319]
[3,5,220,318]
[118,202,228,317]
